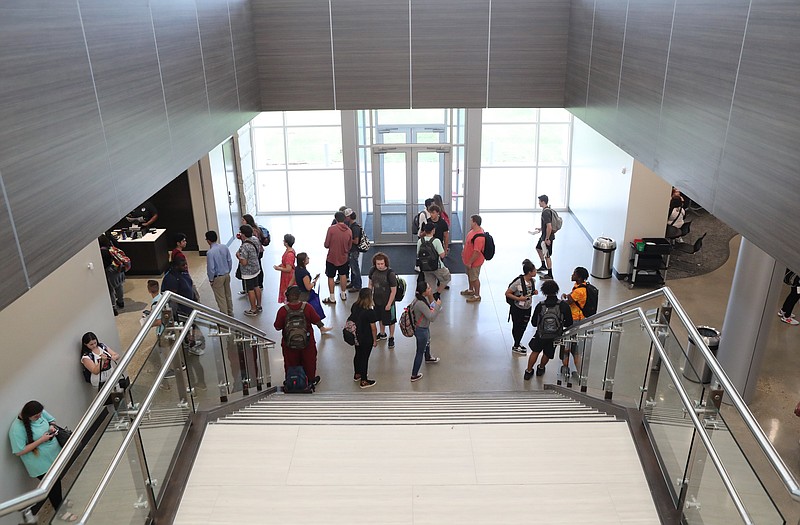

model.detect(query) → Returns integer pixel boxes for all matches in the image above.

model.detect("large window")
[480,108,572,210]
[251,111,344,213]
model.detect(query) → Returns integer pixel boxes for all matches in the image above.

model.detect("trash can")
[591,237,616,279]
[683,326,721,383]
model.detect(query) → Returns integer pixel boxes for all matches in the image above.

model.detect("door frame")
[370,144,452,244]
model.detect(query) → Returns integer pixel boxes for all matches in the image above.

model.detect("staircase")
[213,390,619,425]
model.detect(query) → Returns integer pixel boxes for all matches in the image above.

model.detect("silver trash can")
[591,237,616,279]
[683,326,721,384]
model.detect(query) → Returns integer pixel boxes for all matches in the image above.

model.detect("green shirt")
[9,409,60,477]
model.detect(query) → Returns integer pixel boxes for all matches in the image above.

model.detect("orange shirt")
[462,228,486,267]
[569,283,588,321]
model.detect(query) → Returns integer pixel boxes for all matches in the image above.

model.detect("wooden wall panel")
[252,0,335,110]
[488,0,569,108]
[584,0,627,137]
[79,0,174,209]
[564,0,595,121]
[714,0,800,268]
[653,0,749,206]
[0,2,116,284]
[151,0,213,173]
[228,0,262,114]
[0,187,29,305]
[332,0,410,110]
[614,0,674,167]
[411,0,490,108]
[197,0,241,134]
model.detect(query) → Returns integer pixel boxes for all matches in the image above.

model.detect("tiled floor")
[111,211,800,522]
[175,422,659,524]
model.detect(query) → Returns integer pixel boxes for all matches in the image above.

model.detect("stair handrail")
[0,291,273,517]
[561,286,800,502]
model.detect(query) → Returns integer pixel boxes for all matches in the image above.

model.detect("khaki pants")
[211,273,233,317]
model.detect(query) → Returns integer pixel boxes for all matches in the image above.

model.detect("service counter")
[114,228,170,275]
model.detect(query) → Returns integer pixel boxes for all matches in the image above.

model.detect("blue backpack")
[284,366,310,393]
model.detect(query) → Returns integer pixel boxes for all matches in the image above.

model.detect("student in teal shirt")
[9,400,75,521]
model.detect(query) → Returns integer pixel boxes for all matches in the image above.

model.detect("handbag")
[307,286,326,321]
[235,265,242,280]
[53,425,72,448]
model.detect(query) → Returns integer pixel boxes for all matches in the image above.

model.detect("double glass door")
[371,145,451,244]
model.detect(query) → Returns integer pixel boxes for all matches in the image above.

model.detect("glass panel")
[251,128,285,169]
[417,151,443,203]
[612,316,654,408]
[284,110,341,126]
[255,171,288,213]
[378,152,407,204]
[479,168,536,209]
[287,170,345,212]
[538,124,570,165]
[536,167,568,208]
[378,204,408,234]
[285,127,343,168]
[539,108,572,122]
[357,110,367,146]
[455,109,466,144]
[481,124,536,166]
[583,327,612,393]
[376,109,445,126]
[482,108,538,123]
[415,131,441,143]
[378,132,408,144]
[251,111,283,127]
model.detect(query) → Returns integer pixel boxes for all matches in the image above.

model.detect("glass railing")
[557,287,795,525]
[0,292,275,524]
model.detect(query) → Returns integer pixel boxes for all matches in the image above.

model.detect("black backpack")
[284,366,309,393]
[785,268,798,286]
[577,282,599,317]
[417,238,439,272]
[472,232,496,260]
[283,304,309,350]
[81,351,92,383]
[505,275,528,307]
[537,302,564,340]
[412,210,427,236]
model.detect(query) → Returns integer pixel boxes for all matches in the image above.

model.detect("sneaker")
[425,357,440,363]
[512,346,527,355]
[164,369,176,379]
[410,373,424,382]
[353,374,361,382]
[523,369,534,381]
[334,277,340,285]
[466,295,481,302]
[360,379,377,389]
[187,346,205,356]
[537,264,547,272]
[778,310,797,319]
[518,344,527,350]
[535,365,546,376]
[780,315,799,325]
[313,376,321,386]
[322,297,336,305]
[377,333,388,341]
[460,289,475,296]
[256,306,263,312]
[244,309,258,316]
[444,285,450,290]
[388,337,395,349]
[340,292,347,301]
[543,273,553,280]
[560,365,570,377]
[238,290,248,295]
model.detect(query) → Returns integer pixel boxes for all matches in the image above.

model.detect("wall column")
[716,237,783,402]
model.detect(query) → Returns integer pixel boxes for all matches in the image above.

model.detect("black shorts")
[374,302,397,325]
[529,336,556,359]
[325,260,350,278]
[536,237,554,255]
[243,276,260,291]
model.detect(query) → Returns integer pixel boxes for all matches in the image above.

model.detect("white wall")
[0,242,119,518]
[569,118,634,271]
[624,161,673,252]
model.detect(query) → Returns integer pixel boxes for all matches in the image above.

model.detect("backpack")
[284,366,309,393]
[537,302,564,340]
[342,316,359,346]
[784,268,797,286]
[108,246,131,272]
[357,226,370,253]
[259,225,271,246]
[505,275,528,307]
[81,352,92,383]
[577,282,599,317]
[472,232,496,260]
[412,210,428,236]
[282,303,309,350]
[394,275,407,302]
[547,208,563,233]
[399,301,418,337]
[417,238,439,272]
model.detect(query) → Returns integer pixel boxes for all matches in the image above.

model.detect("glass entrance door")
[371,145,451,244]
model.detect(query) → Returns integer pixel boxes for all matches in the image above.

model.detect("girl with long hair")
[409,279,442,382]
[350,288,379,388]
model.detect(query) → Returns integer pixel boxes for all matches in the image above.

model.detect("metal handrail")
[562,286,800,502]
[0,291,273,517]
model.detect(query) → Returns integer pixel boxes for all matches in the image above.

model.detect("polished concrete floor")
[112,211,800,520]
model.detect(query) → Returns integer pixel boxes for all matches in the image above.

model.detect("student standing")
[368,252,399,349]
[350,288,379,388]
[410,280,442,382]
[505,259,538,355]
[523,279,573,380]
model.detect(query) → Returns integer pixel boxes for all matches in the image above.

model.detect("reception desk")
[114,228,170,275]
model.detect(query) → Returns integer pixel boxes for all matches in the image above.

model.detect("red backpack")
[108,246,131,272]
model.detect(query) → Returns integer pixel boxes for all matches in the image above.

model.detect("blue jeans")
[348,251,362,289]
[412,326,431,376]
